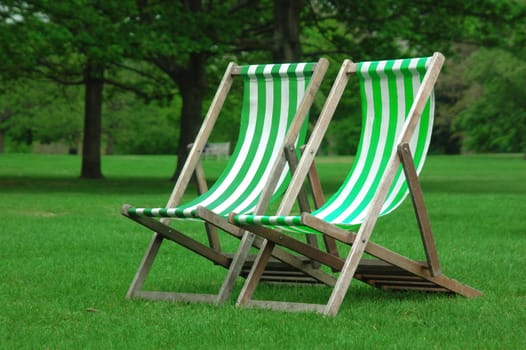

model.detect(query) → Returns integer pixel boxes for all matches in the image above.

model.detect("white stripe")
[284,216,296,225]
[295,63,307,77]
[316,61,390,224]
[272,63,308,201]
[216,67,289,213]
[184,65,261,211]
[240,65,295,213]
[182,207,194,216]
[315,62,374,219]
[381,59,413,213]
[332,60,391,223]
[231,63,309,214]
[212,64,280,213]
[279,63,291,78]
[381,58,431,214]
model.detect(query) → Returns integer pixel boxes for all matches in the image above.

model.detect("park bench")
[202,142,230,159]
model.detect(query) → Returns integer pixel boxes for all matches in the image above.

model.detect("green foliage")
[1,1,132,79]
[0,79,82,152]
[0,78,181,154]
[456,48,526,153]
[1,0,526,157]
[321,79,362,155]
[104,92,181,155]
[305,0,526,155]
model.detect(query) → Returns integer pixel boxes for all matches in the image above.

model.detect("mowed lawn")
[0,153,524,349]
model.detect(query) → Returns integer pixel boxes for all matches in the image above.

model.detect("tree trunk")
[273,0,303,62]
[0,110,10,154]
[81,62,104,179]
[171,53,207,181]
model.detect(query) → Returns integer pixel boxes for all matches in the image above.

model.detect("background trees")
[0,0,524,179]
[0,0,169,177]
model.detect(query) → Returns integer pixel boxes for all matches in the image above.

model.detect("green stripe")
[383,57,432,214]
[350,61,398,222]
[177,63,314,216]
[209,64,271,212]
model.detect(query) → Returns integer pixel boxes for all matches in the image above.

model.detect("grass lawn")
[1,153,525,349]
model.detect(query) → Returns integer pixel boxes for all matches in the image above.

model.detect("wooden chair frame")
[231,53,481,316]
[122,59,338,305]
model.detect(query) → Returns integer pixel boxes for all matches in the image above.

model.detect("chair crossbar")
[232,52,481,317]
[122,58,331,305]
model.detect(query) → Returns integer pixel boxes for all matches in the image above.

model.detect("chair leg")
[237,240,276,306]
[398,143,441,276]
[324,226,372,316]
[216,230,256,304]
[126,233,163,299]
[192,157,223,252]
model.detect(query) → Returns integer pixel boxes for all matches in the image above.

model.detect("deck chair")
[231,52,482,316]
[121,58,336,305]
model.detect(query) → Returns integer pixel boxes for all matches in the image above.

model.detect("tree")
[451,0,526,155]
[0,1,167,177]
[300,0,526,155]
[2,0,524,171]
[0,78,82,153]
[456,48,526,153]
[132,1,278,179]
[273,0,303,62]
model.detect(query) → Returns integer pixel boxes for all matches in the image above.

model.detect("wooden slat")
[239,223,344,271]
[381,286,450,292]
[398,142,441,276]
[164,63,237,211]
[245,300,326,314]
[122,205,231,268]
[195,206,245,238]
[126,233,163,299]
[232,254,330,284]
[324,53,447,317]
[255,246,336,286]
[356,274,424,281]
[301,213,356,244]
[300,144,340,258]
[191,154,222,252]
[309,162,340,257]
[275,59,356,216]
[284,144,320,269]
[134,291,220,304]
[237,240,276,306]
[220,58,329,303]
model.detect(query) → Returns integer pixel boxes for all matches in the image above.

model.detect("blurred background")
[1,0,524,178]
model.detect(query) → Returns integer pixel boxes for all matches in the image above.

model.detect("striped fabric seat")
[234,56,434,233]
[127,63,315,219]
[232,54,480,317]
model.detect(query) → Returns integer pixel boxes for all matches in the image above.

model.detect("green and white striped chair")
[122,59,334,305]
[232,53,481,316]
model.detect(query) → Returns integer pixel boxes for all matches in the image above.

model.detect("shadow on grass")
[2,174,523,197]
[0,176,179,195]
[423,178,525,194]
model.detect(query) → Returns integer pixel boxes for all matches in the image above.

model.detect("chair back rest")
[315,56,435,225]
[179,63,316,216]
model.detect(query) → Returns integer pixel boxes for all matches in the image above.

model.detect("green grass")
[1,153,525,349]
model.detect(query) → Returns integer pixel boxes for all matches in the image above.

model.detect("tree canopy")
[1,0,524,179]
